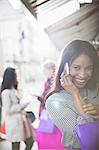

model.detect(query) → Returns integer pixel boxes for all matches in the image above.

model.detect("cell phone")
[64,62,69,75]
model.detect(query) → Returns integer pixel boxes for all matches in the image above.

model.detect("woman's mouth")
[75,79,86,84]
[74,79,87,87]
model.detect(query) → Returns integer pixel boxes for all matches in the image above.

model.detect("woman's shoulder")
[2,89,16,96]
[2,89,11,95]
[46,90,70,102]
[46,90,73,110]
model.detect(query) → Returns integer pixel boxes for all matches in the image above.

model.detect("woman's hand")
[21,110,26,115]
[21,102,30,110]
[83,103,99,120]
[60,71,79,97]
[60,71,88,115]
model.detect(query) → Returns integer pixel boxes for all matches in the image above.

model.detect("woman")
[38,60,56,116]
[46,40,99,149]
[0,67,34,150]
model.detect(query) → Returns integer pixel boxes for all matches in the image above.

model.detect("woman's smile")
[73,78,87,88]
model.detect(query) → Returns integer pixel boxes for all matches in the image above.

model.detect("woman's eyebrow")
[72,64,80,66]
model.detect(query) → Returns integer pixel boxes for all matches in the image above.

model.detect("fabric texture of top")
[46,89,99,148]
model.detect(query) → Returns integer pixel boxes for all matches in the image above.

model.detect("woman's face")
[70,53,93,89]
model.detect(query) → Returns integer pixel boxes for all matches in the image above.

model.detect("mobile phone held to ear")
[64,62,69,75]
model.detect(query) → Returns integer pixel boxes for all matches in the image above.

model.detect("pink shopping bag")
[0,121,6,134]
[0,121,6,140]
[34,127,65,150]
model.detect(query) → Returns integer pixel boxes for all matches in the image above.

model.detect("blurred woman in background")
[37,60,56,116]
[0,67,34,150]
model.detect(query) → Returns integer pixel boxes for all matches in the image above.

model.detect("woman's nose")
[79,69,86,78]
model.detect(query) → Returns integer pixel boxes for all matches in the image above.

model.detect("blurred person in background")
[0,67,34,150]
[37,60,56,116]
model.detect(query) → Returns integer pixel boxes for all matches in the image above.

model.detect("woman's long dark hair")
[1,67,17,92]
[0,67,18,105]
[47,40,99,98]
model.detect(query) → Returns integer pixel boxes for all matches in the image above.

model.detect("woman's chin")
[75,83,86,89]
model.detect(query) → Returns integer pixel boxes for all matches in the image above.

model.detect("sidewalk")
[0,140,38,150]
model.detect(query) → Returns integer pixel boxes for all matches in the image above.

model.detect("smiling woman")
[45,40,99,150]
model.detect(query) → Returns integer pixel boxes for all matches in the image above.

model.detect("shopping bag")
[37,109,56,133]
[0,121,6,140]
[37,118,56,133]
[34,127,65,149]
[0,121,6,134]
[75,120,99,150]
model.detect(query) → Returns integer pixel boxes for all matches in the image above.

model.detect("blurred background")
[0,0,99,149]
[0,0,99,94]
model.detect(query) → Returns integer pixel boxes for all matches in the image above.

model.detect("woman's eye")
[74,66,80,70]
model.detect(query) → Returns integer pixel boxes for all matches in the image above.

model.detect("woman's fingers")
[93,115,99,120]
[85,110,97,115]
[83,104,95,112]
[60,72,66,85]
[83,103,98,116]
[83,103,94,110]
[61,72,72,85]
[83,103,93,108]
